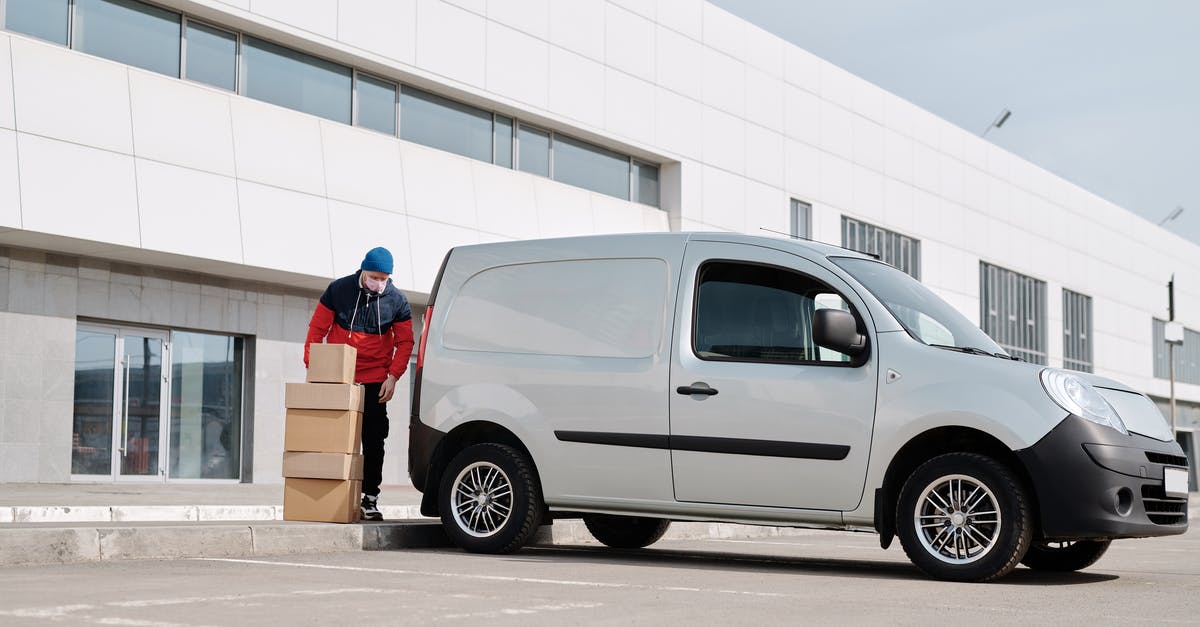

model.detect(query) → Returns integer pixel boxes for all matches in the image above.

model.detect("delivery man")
[305,247,414,521]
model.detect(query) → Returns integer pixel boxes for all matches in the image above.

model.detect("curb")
[2,505,426,524]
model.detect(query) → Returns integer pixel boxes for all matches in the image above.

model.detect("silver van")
[408,233,1189,581]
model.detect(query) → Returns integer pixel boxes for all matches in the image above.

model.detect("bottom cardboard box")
[283,478,361,523]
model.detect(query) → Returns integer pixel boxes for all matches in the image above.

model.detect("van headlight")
[1040,368,1128,435]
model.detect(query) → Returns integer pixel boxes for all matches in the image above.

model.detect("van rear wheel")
[439,443,543,554]
[1020,539,1111,572]
[583,515,671,548]
[896,452,1032,582]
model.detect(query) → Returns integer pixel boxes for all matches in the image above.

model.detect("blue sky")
[711,0,1200,246]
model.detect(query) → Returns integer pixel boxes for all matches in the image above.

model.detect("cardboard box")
[283,478,361,523]
[285,382,365,412]
[282,452,364,481]
[307,343,357,384]
[284,408,362,454]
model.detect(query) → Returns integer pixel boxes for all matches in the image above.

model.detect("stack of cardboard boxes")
[282,344,365,523]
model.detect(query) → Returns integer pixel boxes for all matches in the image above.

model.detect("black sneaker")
[361,495,383,521]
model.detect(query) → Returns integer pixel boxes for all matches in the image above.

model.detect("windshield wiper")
[929,344,1016,360]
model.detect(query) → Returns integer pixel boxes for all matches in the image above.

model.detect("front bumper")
[1016,415,1189,540]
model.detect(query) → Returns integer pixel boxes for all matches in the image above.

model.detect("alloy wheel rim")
[451,461,514,538]
[913,474,1002,564]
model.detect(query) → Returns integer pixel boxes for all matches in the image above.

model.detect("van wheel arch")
[419,421,541,518]
[876,427,1037,550]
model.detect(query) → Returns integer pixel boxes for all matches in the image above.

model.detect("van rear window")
[441,258,669,359]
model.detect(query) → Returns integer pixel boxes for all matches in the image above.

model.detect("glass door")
[72,324,170,481]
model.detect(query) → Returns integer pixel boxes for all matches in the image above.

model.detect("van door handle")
[677,384,718,396]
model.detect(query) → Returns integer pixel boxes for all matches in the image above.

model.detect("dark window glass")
[841,216,921,280]
[634,160,659,207]
[517,125,550,177]
[554,134,629,200]
[169,331,243,480]
[184,21,236,91]
[72,329,115,475]
[74,0,181,77]
[493,115,513,168]
[694,262,851,364]
[356,73,397,135]
[5,0,69,44]
[400,86,492,161]
[241,35,352,123]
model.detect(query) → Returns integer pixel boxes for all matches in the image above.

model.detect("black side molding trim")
[553,430,849,460]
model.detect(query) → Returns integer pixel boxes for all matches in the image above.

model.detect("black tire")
[896,452,1032,582]
[1020,539,1111,572]
[439,443,543,554]
[583,515,671,549]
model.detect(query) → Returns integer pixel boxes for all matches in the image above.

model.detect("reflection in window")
[356,73,397,135]
[517,125,550,177]
[554,135,629,199]
[634,161,659,206]
[4,0,70,44]
[493,115,513,168]
[72,330,116,475]
[694,262,851,364]
[74,0,181,77]
[184,21,236,91]
[400,86,492,162]
[169,331,243,479]
[241,35,352,124]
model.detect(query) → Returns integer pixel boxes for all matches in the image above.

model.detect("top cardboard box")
[308,343,357,384]
[285,382,365,412]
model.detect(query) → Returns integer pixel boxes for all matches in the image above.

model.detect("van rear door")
[668,240,878,511]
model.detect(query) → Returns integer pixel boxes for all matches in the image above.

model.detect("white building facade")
[0,0,1196,487]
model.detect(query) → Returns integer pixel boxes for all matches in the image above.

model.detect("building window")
[634,160,659,207]
[4,0,70,45]
[1153,319,1200,384]
[841,216,921,279]
[400,86,493,163]
[554,133,630,200]
[74,0,181,77]
[791,199,811,239]
[169,331,244,480]
[183,20,237,91]
[1062,289,1093,372]
[354,72,398,135]
[493,115,514,168]
[241,35,352,124]
[517,124,551,177]
[980,262,1047,364]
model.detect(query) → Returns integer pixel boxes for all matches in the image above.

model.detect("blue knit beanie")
[360,247,393,274]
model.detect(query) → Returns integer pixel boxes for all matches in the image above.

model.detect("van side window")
[693,262,853,365]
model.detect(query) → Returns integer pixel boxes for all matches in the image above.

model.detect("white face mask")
[363,276,388,294]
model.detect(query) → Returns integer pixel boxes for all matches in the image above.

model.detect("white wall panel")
[655,26,702,101]
[818,62,856,112]
[605,69,655,142]
[701,47,744,117]
[743,24,783,78]
[701,2,744,59]
[784,138,820,200]
[320,122,405,213]
[0,129,19,227]
[783,45,819,93]
[548,47,605,129]
[744,123,783,188]
[328,199,414,287]
[129,71,235,177]
[416,0,486,87]
[851,164,884,223]
[883,127,913,183]
[400,142,477,228]
[883,93,916,137]
[851,115,884,173]
[783,84,819,147]
[744,68,784,130]
[18,134,139,246]
[0,35,14,130]
[642,205,670,231]
[250,0,337,38]
[818,152,853,210]
[940,153,965,205]
[700,106,744,174]
[338,0,417,64]
[237,181,332,277]
[230,98,326,196]
[136,159,242,263]
[849,73,885,122]
[883,178,915,234]
[818,101,853,160]
[744,179,786,234]
[407,217,480,293]
[656,0,702,40]
[606,3,656,83]
[591,193,646,234]
[486,23,549,110]
[549,0,604,60]
[487,0,550,39]
[700,164,745,231]
[471,161,538,239]
[654,88,702,159]
[912,142,940,194]
[610,0,655,20]
[10,38,132,154]
[444,0,485,14]
[532,176,593,237]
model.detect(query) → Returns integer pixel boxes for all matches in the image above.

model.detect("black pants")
[361,381,389,497]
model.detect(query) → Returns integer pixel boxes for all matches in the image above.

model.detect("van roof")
[459,232,874,261]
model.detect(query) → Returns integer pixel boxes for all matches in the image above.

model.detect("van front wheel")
[583,515,671,548]
[896,453,1032,582]
[439,443,543,554]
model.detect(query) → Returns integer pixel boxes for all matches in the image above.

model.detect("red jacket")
[305,272,415,384]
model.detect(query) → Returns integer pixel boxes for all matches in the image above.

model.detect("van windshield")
[831,257,1009,357]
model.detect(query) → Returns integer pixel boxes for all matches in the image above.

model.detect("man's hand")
[379,374,398,403]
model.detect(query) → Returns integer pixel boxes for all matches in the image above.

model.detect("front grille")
[1146,451,1188,466]
[1141,484,1188,525]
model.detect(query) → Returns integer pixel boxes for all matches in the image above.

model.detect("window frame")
[979,261,1047,364]
[689,259,868,369]
[350,69,399,136]
[790,198,812,239]
[180,15,239,92]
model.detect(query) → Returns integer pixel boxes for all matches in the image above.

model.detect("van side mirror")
[813,308,867,357]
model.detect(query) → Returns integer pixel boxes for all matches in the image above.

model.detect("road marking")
[197,557,797,599]
[698,539,816,547]
[439,602,604,620]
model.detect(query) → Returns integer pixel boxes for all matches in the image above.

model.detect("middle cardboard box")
[282,451,364,481]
